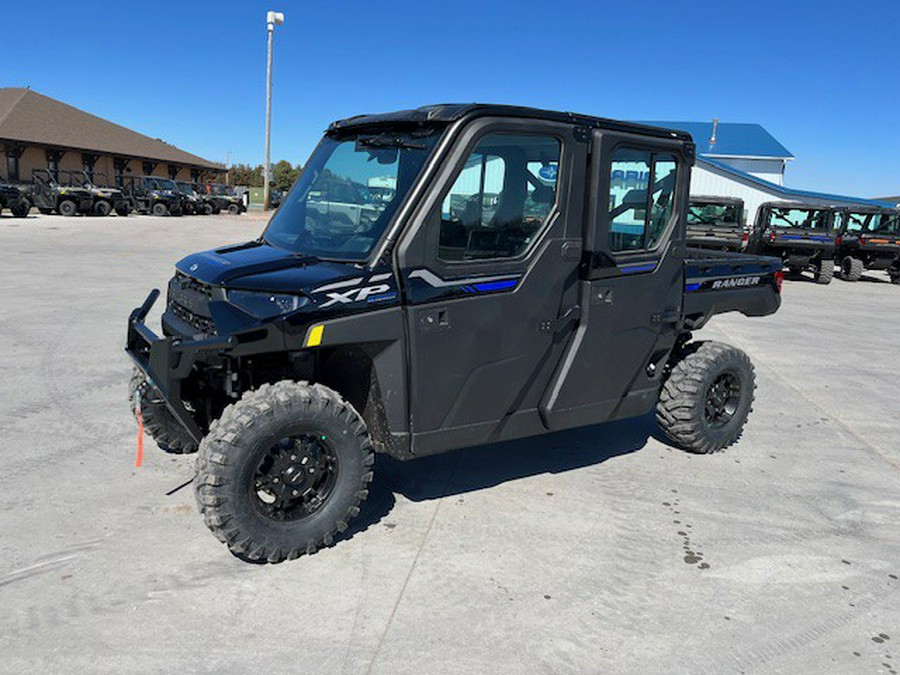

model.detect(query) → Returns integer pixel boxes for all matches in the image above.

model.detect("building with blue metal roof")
[639,119,892,225]
[640,120,794,185]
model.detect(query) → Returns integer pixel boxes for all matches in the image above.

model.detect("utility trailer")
[127,104,782,563]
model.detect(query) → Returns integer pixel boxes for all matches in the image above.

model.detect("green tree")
[228,163,263,187]
[272,160,301,192]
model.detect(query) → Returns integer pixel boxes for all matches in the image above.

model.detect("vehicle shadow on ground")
[342,413,662,543]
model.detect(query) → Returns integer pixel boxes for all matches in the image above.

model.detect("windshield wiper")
[357,134,426,150]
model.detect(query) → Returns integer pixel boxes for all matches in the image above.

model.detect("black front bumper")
[126,290,235,443]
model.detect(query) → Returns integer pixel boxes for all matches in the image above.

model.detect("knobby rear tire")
[656,341,756,454]
[814,259,834,285]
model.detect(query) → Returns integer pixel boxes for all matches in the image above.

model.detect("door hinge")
[573,125,592,144]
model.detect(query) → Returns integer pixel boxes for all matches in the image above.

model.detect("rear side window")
[607,149,678,252]
[438,133,560,262]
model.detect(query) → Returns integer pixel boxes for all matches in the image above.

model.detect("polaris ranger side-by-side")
[686,196,746,252]
[201,182,246,214]
[747,201,836,284]
[120,176,183,216]
[127,104,782,563]
[31,169,94,216]
[833,207,900,284]
[59,170,129,216]
[0,174,32,217]
[174,180,207,215]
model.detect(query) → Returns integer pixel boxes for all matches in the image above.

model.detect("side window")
[438,133,560,262]
[608,149,678,253]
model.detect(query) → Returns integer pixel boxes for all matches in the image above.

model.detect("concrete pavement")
[0,212,897,674]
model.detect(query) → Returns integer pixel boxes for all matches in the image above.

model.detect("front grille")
[170,301,216,335]
[169,271,216,335]
[174,271,213,297]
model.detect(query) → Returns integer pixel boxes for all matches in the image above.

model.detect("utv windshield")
[156,179,178,191]
[264,128,442,261]
[768,207,829,229]
[687,203,739,227]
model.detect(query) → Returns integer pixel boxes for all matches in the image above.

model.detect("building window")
[142,161,157,176]
[168,165,180,180]
[190,169,201,182]
[6,152,19,182]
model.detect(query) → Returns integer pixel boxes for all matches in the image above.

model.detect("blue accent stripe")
[473,279,518,292]
[780,234,831,242]
[685,282,702,292]
[621,263,658,274]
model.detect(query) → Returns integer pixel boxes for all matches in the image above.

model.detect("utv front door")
[539,130,689,429]
[396,118,588,455]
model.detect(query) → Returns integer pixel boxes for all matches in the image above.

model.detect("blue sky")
[4,0,899,196]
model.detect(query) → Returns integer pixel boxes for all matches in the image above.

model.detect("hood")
[176,240,362,291]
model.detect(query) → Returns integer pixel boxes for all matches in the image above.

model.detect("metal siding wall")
[690,163,844,225]
[690,164,787,225]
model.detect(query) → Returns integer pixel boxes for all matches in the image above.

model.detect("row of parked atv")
[687,197,900,286]
[0,170,246,218]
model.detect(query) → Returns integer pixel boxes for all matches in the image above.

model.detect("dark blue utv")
[127,104,782,563]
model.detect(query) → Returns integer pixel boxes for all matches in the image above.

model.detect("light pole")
[263,10,284,211]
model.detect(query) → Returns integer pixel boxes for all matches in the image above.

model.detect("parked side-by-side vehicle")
[120,176,183,216]
[58,170,129,216]
[0,173,32,217]
[126,104,783,563]
[686,196,746,252]
[747,201,836,284]
[833,207,900,284]
[30,169,94,216]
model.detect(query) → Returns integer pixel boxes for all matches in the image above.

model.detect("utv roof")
[689,195,744,205]
[760,201,837,210]
[328,103,695,146]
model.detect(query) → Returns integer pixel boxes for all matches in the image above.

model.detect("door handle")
[419,308,450,333]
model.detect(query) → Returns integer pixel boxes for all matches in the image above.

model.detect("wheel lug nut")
[292,490,298,496]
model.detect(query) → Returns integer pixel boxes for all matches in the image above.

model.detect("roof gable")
[639,121,794,159]
[0,88,221,170]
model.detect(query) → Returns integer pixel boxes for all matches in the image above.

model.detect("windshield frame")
[262,127,444,263]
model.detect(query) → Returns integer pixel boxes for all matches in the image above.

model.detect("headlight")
[227,289,308,318]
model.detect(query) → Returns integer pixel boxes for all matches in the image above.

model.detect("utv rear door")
[396,117,588,455]
[539,130,690,429]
